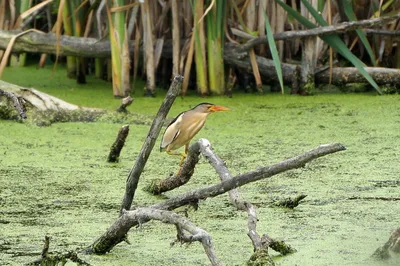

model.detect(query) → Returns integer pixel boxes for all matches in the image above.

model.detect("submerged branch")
[89,141,346,254]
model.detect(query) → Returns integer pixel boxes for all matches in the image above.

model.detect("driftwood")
[373,228,400,260]
[88,141,346,260]
[120,75,183,214]
[107,125,130,163]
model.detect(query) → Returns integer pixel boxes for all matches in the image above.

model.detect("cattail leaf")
[264,11,284,94]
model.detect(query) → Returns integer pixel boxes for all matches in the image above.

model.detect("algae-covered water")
[1,66,400,265]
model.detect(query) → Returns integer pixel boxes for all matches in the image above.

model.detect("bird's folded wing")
[160,113,184,150]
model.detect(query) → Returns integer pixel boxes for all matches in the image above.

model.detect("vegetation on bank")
[1,1,400,98]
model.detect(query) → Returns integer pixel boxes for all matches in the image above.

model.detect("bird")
[160,103,230,167]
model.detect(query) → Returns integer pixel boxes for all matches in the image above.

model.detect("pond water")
[1,67,399,265]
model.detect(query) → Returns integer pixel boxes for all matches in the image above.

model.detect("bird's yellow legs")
[166,144,189,175]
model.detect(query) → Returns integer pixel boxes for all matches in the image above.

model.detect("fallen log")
[0,80,85,111]
[2,15,400,88]
[224,45,400,87]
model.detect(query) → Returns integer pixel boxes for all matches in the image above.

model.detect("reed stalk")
[141,0,156,96]
[193,0,208,96]
[205,0,226,95]
[62,1,77,78]
[107,0,130,97]
[10,0,30,67]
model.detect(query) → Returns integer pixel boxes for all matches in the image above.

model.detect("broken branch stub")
[107,125,130,163]
[116,96,133,113]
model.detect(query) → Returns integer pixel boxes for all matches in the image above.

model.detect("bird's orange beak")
[209,105,231,112]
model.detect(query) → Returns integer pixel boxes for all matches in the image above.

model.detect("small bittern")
[160,103,230,166]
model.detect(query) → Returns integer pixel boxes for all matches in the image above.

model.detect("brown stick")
[89,141,346,254]
[107,125,130,163]
[120,75,183,215]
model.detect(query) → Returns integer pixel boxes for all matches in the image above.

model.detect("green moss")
[1,65,400,265]
[247,248,274,266]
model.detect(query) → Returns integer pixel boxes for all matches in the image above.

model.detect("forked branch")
[122,208,222,266]
[89,141,346,255]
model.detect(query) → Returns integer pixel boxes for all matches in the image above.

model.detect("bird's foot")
[176,166,183,176]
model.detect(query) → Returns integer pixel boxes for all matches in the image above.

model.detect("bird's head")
[193,103,231,113]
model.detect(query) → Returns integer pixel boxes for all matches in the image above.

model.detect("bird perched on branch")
[160,103,230,167]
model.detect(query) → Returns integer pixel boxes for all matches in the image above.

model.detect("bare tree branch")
[89,141,346,254]
[122,208,222,266]
[198,139,296,261]
[120,75,183,215]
